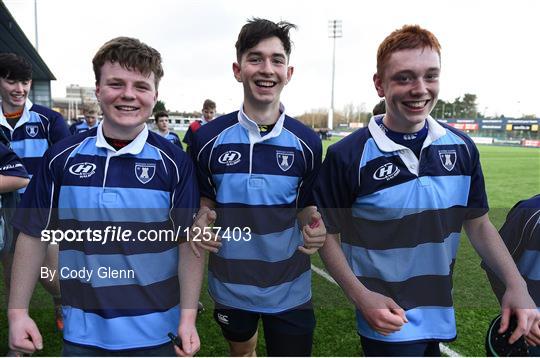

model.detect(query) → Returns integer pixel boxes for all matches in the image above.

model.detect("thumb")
[207,209,217,224]
[499,309,511,334]
[309,211,321,228]
[387,298,408,323]
[181,334,192,355]
[28,323,43,351]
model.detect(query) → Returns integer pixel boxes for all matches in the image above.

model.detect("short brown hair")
[154,110,169,123]
[92,37,164,88]
[376,25,441,76]
[202,99,216,110]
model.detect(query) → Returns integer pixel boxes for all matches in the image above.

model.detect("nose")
[411,79,428,96]
[121,85,136,100]
[14,82,24,92]
[259,58,274,75]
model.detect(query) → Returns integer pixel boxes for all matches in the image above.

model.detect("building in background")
[0,0,55,108]
[53,84,98,121]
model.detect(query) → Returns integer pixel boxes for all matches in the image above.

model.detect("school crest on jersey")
[26,124,39,138]
[438,150,457,171]
[276,151,294,172]
[135,163,156,184]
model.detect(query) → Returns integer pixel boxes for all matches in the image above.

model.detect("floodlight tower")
[34,0,39,50]
[328,19,342,130]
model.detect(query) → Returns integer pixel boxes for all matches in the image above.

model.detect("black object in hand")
[485,314,529,356]
[168,332,183,350]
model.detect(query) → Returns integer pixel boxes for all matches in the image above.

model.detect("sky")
[4,0,540,118]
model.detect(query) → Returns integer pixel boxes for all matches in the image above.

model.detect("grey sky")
[5,0,540,117]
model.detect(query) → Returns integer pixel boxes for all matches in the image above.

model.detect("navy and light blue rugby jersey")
[191,106,322,313]
[156,130,183,150]
[0,99,70,192]
[70,120,99,135]
[314,114,488,342]
[0,142,29,178]
[12,123,199,350]
[483,195,540,307]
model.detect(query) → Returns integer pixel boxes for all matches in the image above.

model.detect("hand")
[189,206,220,258]
[525,320,540,347]
[354,289,408,336]
[9,313,43,354]
[298,210,326,255]
[499,285,540,344]
[175,322,200,357]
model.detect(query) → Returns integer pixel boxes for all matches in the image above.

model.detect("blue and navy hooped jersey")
[0,142,29,179]
[70,120,99,135]
[0,99,70,191]
[156,130,183,150]
[485,195,540,307]
[192,108,322,313]
[314,115,488,342]
[12,123,199,350]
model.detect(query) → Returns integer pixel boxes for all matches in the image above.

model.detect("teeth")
[255,81,275,88]
[405,100,428,109]
[116,106,138,111]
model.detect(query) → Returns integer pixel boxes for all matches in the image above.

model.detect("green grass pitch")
[1,135,538,356]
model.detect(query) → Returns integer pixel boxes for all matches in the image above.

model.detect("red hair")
[377,25,441,76]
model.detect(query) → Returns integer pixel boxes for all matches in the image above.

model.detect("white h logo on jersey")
[68,162,97,178]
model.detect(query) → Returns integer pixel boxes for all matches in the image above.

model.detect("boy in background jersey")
[154,110,183,149]
[8,37,205,356]
[190,18,326,356]
[0,53,69,332]
[314,25,539,356]
[69,105,99,134]
[483,194,540,353]
[183,99,216,153]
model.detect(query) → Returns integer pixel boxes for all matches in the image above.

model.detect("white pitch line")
[310,264,462,357]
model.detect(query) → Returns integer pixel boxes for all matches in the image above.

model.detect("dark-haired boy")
[0,52,69,332]
[8,37,205,356]
[190,18,326,356]
[154,111,183,149]
[314,25,539,356]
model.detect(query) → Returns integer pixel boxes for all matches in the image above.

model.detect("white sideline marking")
[310,264,462,357]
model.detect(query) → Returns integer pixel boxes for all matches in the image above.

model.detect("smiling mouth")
[10,94,25,101]
[115,105,139,112]
[255,80,277,88]
[403,100,430,109]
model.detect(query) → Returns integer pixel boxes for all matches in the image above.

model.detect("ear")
[373,73,385,98]
[286,66,294,84]
[232,62,242,82]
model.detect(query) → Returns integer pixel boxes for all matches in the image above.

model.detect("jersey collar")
[96,121,149,155]
[237,102,286,143]
[0,98,33,132]
[368,114,446,153]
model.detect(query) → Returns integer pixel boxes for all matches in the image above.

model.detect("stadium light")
[328,20,342,130]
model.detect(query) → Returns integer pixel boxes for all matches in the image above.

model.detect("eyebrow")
[246,51,286,59]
